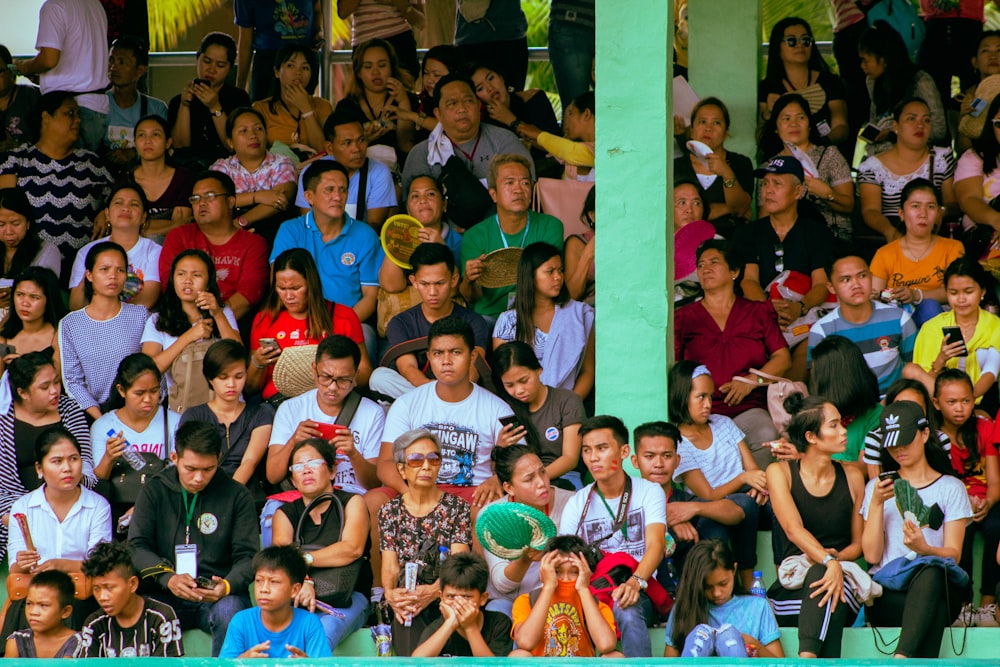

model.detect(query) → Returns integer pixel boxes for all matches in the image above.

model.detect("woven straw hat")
[475,501,557,560]
[272,344,318,398]
[478,248,522,289]
[380,214,423,269]
[959,74,1000,139]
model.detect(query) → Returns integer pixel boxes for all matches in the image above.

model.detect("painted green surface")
[592,0,672,453]
[688,0,762,159]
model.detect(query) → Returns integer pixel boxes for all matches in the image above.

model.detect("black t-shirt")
[734,213,833,289]
[277,490,373,595]
[417,609,513,656]
[167,85,251,163]
[386,304,492,378]
[80,597,184,657]
[757,70,847,138]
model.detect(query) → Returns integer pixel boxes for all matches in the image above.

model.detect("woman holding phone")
[905,257,1000,409]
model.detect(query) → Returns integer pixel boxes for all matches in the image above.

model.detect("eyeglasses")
[316,374,355,389]
[289,458,326,474]
[404,452,442,468]
[774,243,785,273]
[188,192,227,204]
[782,35,813,48]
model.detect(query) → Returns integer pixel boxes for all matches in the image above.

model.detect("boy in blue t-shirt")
[219,546,331,659]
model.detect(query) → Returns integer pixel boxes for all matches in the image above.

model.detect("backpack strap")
[356,159,369,222]
[335,391,362,428]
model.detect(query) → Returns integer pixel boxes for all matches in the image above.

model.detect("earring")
[507,85,514,93]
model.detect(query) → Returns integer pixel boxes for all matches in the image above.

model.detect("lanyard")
[450,129,482,162]
[495,214,531,249]
[576,476,632,543]
[182,489,198,544]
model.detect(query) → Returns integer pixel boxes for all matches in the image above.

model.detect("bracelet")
[509,119,522,133]
[913,288,924,305]
[303,577,314,586]
[222,579,231,596]
[251,357,265,369]
[301,110,315,119]
[236,215,250,228]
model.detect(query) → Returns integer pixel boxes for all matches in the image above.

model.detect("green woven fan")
[476,502,557,560]
[894,478,931,526]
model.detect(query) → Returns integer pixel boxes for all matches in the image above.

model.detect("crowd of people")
[1,0,999,662]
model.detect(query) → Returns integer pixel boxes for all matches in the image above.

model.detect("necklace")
[902,236,934,263]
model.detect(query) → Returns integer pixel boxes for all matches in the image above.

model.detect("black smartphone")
[499,415,522,430]
[192,78,210,87]
[195,576,215,589]
[0,343,16,357]
[878,470,900,483]
[942,326,968,357]
[859,123,881,143]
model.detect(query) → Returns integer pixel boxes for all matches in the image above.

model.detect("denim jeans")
[76,106,107,153]
[153,593,251,657]
[319,591,370,653]
[547,19,595,108]
[612,591,653,657]
[681,623,747,657]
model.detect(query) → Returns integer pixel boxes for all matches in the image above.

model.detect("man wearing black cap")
[735,156,835,379]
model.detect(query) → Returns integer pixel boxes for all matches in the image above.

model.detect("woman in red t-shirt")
[932,368,999,613]
[247,248,372,401]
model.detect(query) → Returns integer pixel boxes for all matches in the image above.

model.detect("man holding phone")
[128,421,259,656]
[266,335,384,494]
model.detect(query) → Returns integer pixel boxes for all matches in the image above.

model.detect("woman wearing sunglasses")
[759,18,849,147]
[270,437,372,653]
[378,428,471,656]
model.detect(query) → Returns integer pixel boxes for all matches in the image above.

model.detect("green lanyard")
[595,477,632,540]
[182,489,198,544]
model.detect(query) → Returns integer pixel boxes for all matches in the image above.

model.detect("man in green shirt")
[459,153,564,321]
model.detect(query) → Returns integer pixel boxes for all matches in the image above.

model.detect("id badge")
[816,119,831,137]
[175,544,198,578]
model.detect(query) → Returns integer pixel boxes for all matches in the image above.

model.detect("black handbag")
[295,492,363,608]
[440,154,494,229]
[108,405,169,505]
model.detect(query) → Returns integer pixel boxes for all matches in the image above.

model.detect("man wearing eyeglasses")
[158,170,269,320]
[266,335,385,500]
[736,155,834,379]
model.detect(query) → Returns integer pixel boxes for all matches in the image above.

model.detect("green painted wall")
[593,2,673,450]
[688,0,762,159]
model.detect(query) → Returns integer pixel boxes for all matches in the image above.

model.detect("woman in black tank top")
[767,393,866,658]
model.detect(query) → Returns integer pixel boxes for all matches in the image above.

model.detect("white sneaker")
[952,602,975,627]
[973,604,999,627]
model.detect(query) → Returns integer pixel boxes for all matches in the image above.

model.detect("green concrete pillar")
[688,0,762,159]
[593,3,673,442]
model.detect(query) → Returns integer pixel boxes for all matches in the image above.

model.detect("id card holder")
[175,543,198,578]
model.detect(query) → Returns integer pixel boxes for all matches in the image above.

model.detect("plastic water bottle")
[662,558,680,596]
[107,429,146,471]
[439,545,450,565]
[750,570,766,597]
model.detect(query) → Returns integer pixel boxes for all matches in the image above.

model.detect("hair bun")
[783,391,808,416]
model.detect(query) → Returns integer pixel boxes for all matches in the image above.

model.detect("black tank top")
[781,460,854,561]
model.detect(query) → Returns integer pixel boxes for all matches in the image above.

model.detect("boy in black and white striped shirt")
[80,541,184,657]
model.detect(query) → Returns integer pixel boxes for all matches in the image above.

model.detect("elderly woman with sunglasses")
[379,429,471,656]
[758,18,849,147]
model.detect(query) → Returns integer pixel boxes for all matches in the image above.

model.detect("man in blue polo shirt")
[293,109,397,231]
[272,160,382,358]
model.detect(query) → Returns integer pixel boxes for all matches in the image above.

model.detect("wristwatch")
[630,574,648,591]
[723,177,736,188]
[826,192,835,201]
[821,554,836,566]
[303,552,314,566]
[210,107,224,117]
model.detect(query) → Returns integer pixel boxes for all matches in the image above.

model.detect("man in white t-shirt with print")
[267,335,384,497]
[559,415,667,658]
[377,316,519,507]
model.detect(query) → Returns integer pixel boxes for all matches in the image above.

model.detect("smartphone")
[0,343,16,357]
[499,415,522,430]
[258,337,279,351]
[942,326,968,357]
[878,470,900,483]
[195,576,215,589]
[315,422,350,441]
[192,78,210,87]
[970,97,988,118]
[859,123,881,143]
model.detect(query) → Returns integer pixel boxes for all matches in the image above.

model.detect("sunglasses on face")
[289,458,325,474]
[782,35,813,48]
[404,452,442,468]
